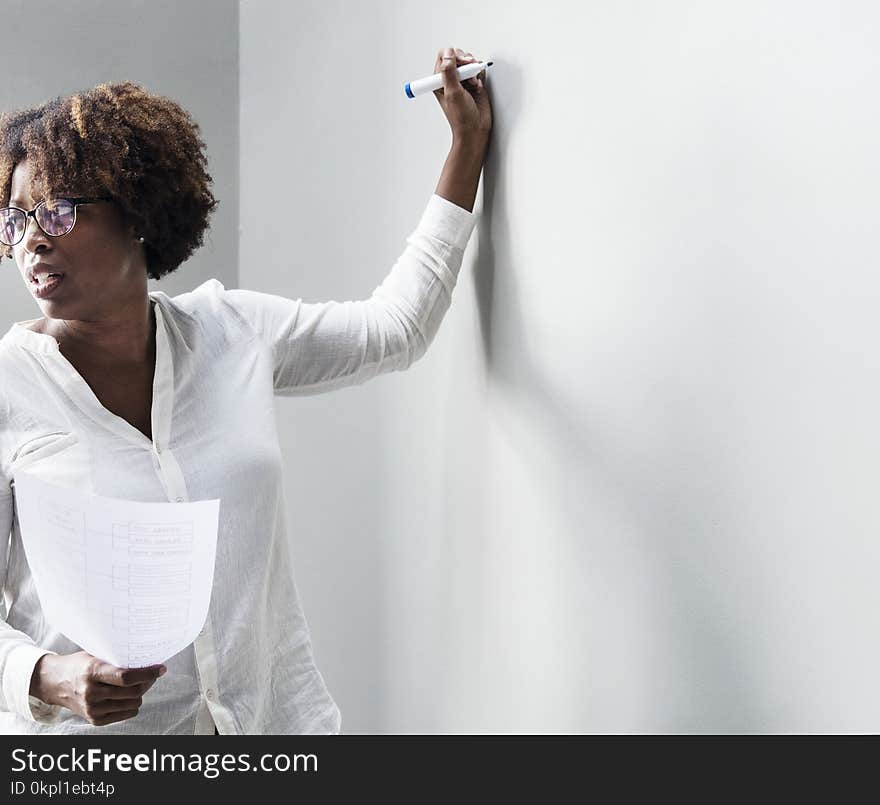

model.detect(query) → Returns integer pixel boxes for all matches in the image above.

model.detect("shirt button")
[175,497,184,502]
[205,689,215,701]
[155,446,162,455]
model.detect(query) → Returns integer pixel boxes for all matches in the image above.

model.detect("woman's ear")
[126,222,142,243]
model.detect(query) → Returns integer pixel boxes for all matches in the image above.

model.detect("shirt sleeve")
[207,193,477,395]
[0,482,63,724]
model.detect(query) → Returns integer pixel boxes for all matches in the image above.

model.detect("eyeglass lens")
[0,199,76,246]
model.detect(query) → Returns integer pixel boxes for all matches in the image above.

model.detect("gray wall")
[243,0,880,733]
[0,0,238,322]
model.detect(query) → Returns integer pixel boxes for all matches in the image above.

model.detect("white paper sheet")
[13,470,220,669]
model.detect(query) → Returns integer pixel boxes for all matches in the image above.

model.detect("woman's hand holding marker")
[432,47,493,145]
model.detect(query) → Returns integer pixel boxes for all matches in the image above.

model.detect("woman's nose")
[19,212,51,253]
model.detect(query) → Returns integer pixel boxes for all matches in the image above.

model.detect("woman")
[0,47,491,734]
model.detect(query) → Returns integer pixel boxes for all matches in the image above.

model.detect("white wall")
[0,0,238,324]
[245,0,880,733]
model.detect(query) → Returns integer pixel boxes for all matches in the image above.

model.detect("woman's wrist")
[29,653,58,705]
[436,136,490,213]
[452,132,490,156]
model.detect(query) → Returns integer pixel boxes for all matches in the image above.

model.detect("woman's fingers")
[91,709,140,727]
[456,48,480,86]
[81,688,143,727]
[91,696,143,715]
[435,47,486,90]
[91,661,164,688]
[90,680,154,700]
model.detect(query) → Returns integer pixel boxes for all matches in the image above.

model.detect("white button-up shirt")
[0,193,476,734]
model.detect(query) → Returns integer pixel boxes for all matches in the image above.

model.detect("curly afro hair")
[0,80,219,280]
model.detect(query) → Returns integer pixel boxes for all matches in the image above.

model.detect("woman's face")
[9,158,146,321]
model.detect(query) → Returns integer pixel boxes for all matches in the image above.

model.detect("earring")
[136,236,145,243]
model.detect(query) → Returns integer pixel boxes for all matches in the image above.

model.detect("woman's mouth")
[30,272,65,299]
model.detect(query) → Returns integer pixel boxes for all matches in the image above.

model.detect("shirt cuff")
[3,645,63,724]
[417,194,478,254]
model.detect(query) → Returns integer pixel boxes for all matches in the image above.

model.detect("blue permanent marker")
[405,60,494,99]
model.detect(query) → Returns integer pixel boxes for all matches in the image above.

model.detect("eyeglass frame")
[0,196,114,247]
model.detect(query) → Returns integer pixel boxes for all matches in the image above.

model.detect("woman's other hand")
[29,651,166,726]
[433,47,493,146]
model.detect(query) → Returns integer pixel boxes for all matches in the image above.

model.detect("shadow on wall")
[461,56,773,731]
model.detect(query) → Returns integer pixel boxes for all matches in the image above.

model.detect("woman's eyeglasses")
[0,196,113,247]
